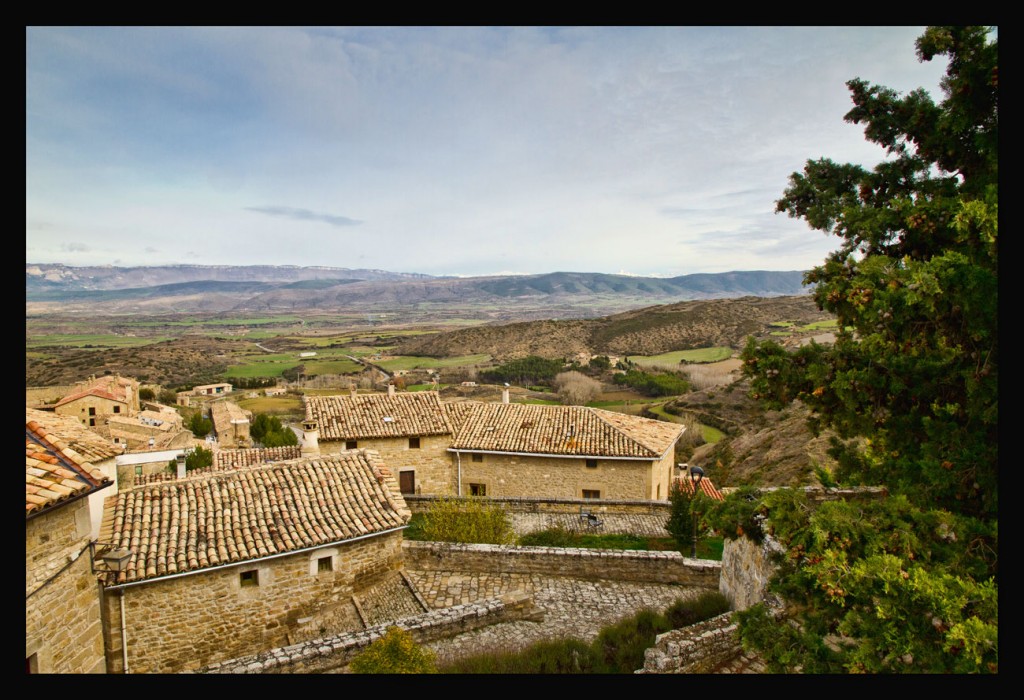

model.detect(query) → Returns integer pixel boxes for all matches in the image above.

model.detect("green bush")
[664,591,731,629]
[591,608,672,673]
[349,626,437,674]
[418,497,516,545]
[443,639,597,674]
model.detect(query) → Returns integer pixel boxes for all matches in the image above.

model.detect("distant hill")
[395,295,831,361]
[26,264,812,317]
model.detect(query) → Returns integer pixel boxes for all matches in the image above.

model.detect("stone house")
[447,401,683,501]
[191,382,232,396]
[209,399,252,448]
[26,413,114,673]
[303,389,456,496]
[53,374,140,427]
[303,390,685,502]
[96,408,192,453]
[96,451,411,673]
[27,408,122,539]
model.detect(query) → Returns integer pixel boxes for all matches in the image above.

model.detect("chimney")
[301,420,320,456]
[502,388,510,404]
[349,384,357,398]
[387,384,396,397]
[175,453,187,479]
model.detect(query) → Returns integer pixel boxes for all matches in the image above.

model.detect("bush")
[139,387,155,401]
[591,608,672,673]
[189,413,213,438]
[158,389,178,405]
[443,639,597,674]
[349,626,437,674]
[418,497,516,545]
[664,591,731,629]
[553,370,602,405]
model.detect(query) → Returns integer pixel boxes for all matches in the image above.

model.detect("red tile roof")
[675,475,725,501]
[26,415,112,517]
[97,451,410,586]
[305,392,452,441]
[447,402,683,459]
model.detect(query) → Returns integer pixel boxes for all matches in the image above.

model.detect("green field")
[627,347,733,366]
[25,333,173,349]
[377,354,491,371]
[300,358,364,375]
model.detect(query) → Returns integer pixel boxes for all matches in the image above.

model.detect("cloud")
[245,206,362,228]
[61,242,90,253]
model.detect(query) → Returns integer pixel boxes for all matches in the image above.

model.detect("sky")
[26,26,950,279]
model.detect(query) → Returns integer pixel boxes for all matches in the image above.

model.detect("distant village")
[26,372,719,674]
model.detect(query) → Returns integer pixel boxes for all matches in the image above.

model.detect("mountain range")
[26,264,812,317]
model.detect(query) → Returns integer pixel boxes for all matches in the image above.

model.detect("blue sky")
[26,26,948,278]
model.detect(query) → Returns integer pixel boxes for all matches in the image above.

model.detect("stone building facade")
[96,451,411,673]
[26,414,114,673]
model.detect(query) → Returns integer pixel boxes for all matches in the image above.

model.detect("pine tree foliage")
[736,26,997,673]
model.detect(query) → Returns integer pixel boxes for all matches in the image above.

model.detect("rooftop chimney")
[349,384,356,398]
[502,388,510,404]
[301,420,320,456]
[175,454,186,479]
[388,384,396,397]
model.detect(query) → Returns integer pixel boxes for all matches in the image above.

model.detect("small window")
[345,440,358,450]
[582,489,600,500]
[317,556,333,573]
[113,405,121,413]
[471,453,483,463]
[469,483,487,496]
[408,437,421,449]
[88,407,96,416]
[240,570,259,587]
[585,459,598,469]
[88,418,96,427]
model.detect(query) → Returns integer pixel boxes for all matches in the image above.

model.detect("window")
[469,483,487,496]
[113,405,121,413]
[582,489,601,500]
[317,556,333,573]
[471,453,483,463]
[345,440,358,450]
[240,570,259,587]
[585,459,598,469]
[88,407,96,416]
[408,437,421,449]
[399,470,415,495]
[88,418,96,427]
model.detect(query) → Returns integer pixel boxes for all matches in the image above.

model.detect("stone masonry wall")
[26,501,107,674]
[195,592,542,674]
[101,531,405,674]
[403,541,720,588]
[322,435,455,495]
[639,612,741,674]
[405,494,672,518]
[456,452,665,501]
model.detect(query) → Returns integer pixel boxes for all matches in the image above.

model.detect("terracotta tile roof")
[25,408,121,463]
[26,415,112,517]
[213,446,302,470]
[304,391,452,441]
[53,387,129,409]
[448,402,684,459]
[97,451,410,586]
[675,475,726,501]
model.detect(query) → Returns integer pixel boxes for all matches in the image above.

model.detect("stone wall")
[639,612,741,674]
[403,541,720,588]
[54,395,130,427]
[26,500,107,674]
[321,435,455,496]
[101,531,405,674]
[405,494,672,518]
[454,451,672,501]
[26,385,75,407]
[195,592,542,674]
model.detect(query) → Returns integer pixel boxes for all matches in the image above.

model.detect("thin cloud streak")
[245,206,363,228]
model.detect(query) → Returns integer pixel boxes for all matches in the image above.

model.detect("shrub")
[664,591,731,629]
[553,370,602,405]
[591,608,672,673]
[138,387,155,401]
[418,497,516,545]
[349,626,437,674]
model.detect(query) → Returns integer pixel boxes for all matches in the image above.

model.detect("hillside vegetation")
[396,295,830,361]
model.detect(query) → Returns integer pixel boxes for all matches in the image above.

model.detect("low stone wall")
[639,612,740,674]
[404,494,671,517]
[403,541,720,588]
[195,592,542,674]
